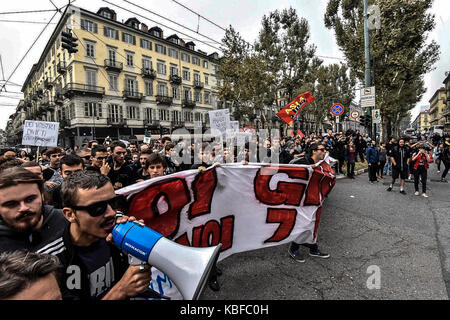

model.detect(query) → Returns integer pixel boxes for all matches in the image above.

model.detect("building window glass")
[182,69,190,81]
[168,48,178,59]
[181,53,190,63]
[126,53,134,67]
[141,39,152,50]
[86,42,95,58]
[157,61,166,75]
[145,81,153,96]
[155,44,166,55]
[122,33,136,45]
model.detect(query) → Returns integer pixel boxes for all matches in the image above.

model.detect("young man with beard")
[58,171,152,300]
[107,141,133,190]
[0,167,67,254]
[288,143,330,261]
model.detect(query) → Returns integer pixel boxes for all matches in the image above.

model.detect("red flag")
[296,130,305,139]
[277,91,315,126]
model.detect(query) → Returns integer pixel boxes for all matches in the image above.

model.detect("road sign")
[331,103,344,117]
[360,86,376,108]
[350,110,360,119]
[372,109,381,124]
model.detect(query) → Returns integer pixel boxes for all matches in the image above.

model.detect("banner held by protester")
[116,161,336,261]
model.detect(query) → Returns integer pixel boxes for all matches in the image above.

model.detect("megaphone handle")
[136,288,171,300]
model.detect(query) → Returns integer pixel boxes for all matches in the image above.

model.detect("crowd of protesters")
[0,128,449,300]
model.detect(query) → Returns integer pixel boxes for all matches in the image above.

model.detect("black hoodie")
[0,205,68,254]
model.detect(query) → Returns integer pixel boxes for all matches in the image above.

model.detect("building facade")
[428,87,447,129]
[443,72,450,133]
[21,6,219,148]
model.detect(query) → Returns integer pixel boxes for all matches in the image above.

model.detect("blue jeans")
[384,157,392,175]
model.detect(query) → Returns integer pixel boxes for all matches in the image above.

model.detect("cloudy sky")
[0,0,449,130]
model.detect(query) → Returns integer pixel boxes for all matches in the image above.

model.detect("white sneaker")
[437,170,441,173]
[422,193,429,198]
[414,191,419,196]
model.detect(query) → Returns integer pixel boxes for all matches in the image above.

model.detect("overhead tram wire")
[171,0,227,32]
[0,19,58,25]
[0,9,58,15]
[102,0,223,52]
[121,0,222,47]
[170,0,348,63]
[0,10,59,93]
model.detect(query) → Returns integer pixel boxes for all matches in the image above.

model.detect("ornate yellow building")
[428,87,447,128]
[21,5,219,147]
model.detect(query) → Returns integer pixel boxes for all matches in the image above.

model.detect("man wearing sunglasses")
[87,145,111,176]
[288,143,331,262]
[76,148,92,167]
[58,170,152,300]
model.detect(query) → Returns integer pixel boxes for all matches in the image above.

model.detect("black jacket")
[107,160,134,187]
[0,205,67,254]
[54,223,129,300]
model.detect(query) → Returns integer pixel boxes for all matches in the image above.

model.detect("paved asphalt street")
[201,165,450,300]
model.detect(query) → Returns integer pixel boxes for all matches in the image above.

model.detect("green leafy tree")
[324,0,440,140]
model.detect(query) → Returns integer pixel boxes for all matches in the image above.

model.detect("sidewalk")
[336,161,369,180]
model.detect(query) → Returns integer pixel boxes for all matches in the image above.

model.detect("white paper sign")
[22,120,59,147]
[208,109,231,137]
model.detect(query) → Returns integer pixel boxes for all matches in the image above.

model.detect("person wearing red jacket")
[411,144,434,198]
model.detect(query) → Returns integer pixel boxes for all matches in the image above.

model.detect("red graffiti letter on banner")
[127,178,191,238]
[264,208,297,243]
[254,166,308,206]
[188,168,218,219]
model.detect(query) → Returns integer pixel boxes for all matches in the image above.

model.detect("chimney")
[141,23,148,32]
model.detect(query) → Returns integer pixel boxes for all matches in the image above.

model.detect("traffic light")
[61,30,78,54]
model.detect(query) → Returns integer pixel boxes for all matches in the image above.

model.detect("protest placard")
[208,109,231,138]
[21,120,59,147]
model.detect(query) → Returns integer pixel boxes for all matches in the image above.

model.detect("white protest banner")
[117,162,336,260]
[117,162,336,299]
[209,109,231,138]
[22,120,59,147]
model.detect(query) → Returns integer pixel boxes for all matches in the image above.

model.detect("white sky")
[0,0,449,130]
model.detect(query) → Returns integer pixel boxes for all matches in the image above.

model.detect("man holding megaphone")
[57,170,153,300]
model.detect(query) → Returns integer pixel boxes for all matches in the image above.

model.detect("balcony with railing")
[169,75,182,85]
[193,80,204,89]
[123,90,143,101]
[63,83,105,97]
[54,92,64,105]
[182,99,196,108]
[144,118,159,127]
[41,96,56,111]
[142,68,156,79]
[104,59,123,72]
[156,95,173,105]
[44,78,54,89]
[107,117,127,127]
[57,61,67,74]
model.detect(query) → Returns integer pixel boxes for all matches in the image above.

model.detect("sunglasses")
[316,148,326,151]
[81,156,91,160]
[72,195,123,217]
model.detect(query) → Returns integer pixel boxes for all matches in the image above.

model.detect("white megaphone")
[112,220,221,300]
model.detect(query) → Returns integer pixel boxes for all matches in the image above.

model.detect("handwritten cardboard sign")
[22,120,59,147]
